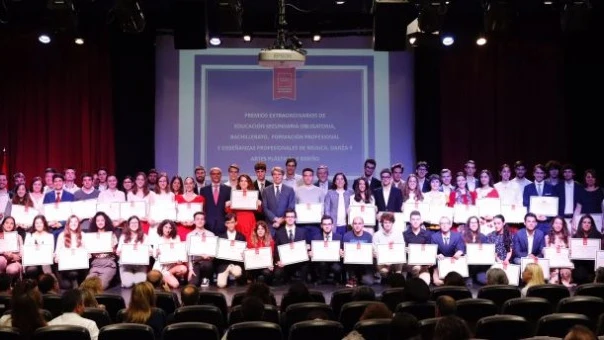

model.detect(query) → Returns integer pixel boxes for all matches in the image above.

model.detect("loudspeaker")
[172,0,209,49]
[373,0,418,51]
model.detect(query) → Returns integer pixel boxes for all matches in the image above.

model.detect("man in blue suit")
[512,213,546,264]
[555,164,585,232]
[523,164,557,234]
[43,173,75,240]
[273,209,310,284]
[262,166,295,236]
[431,216,465,286]
[200,167,231,235]
[309,215,343,284]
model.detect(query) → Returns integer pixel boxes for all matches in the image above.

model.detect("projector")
[258,48,306,68]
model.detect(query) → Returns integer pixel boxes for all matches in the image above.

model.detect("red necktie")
[55,192,61,203]
[213,185,219,204]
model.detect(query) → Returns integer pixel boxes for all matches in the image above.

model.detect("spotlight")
[209,37,221,46]
[312,34,321,42]
[335,0,345,4]
[38,34,51,44]
[476,36,487,46]
[409,36,417,45]
[243,35,251,42]
[74,37,84,45]
[441,35,454,46]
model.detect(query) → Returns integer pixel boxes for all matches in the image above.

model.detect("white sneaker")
[201,278,210,287]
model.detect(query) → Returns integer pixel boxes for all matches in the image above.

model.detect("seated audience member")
[343,302,393,340]
[80,276,104,295]
[443,272,466,287]
[81,289,102,309]
[221,297,265,340]
[38,273,60,294]
[281,281,313,312]
[123,282,165,338]
[180,284,200,306]
[0,273,12,295]
[48,289,99,340]
[485,268,509,285]
[351,285,376,302]
[595,267,604,283]
[1,293,47,339]
[387,273,406,288]
[521,263,546,297]
[389,312,421,340]
[402,278,431,303]
[436,296,457,317]
[433,315,472,340]
[307,309,331,321]
[244,282,273,305]
[147,270,170,292]
[564,325,597,340]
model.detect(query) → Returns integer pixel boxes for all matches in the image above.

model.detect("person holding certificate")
[545,216,573,287]
[117,216,151,288]
[571,214,602,284]
[55,215,88,289]
[262,166,295,236]
[0,217,23,281]
[309,215,343,285]
[423,174,449,232]
[4,184,36,238]
[512,213,546,265]
[522,164,557,234]
[431,216,466,286]
[225,174,261,240]
[462,216,489,285]
[402,210,432,285]
[326,172,354,236]
[147,174,175,239]
[246,221,275,284]
[215,213,246,288]
[73,173,100,232]
[86,212,118,290]
[342,216,373,287]
[185,212,215,287]
[126,172,153,231]
[153,220,188,289]
[23,215,55,279]
[373,168,404,218]
[273,209,310,284]
[294,168,325,240]
[372,212,405,279]
[487,215,513,265]
[43,173,75,240]
[175,177,205,241]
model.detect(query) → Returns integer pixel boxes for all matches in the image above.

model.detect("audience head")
[351,286,376,301]
[436,296,457,317]
[595,267,604,284]
[81,289,100,308]
[126,282,156,323]
[387,273,406,288]
[11,293,47,340]
[523,263,546,286]
[433,315,471,340]
[286,281,311,300]
[245,282,273,304]
[443,272,466,286]
[80,276,103,294]
[180,284,200,306]
[486,268,509,285]
[402,278,430,303]
[0,273,11,293]
[241,296,265,322]
[61,289,85,314]
[146,270,165,289]
[360,302,392,320]
[389,312,420,340]
[564,325,597,340]
[12,279,42,308]
[38,273,59,294]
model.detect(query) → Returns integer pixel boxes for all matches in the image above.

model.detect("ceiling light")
[335,0,345,4]
[312,34,321,42]
[209,37,221,46]
[476,36,487,46]
[243,35,251,42]
[74,37,84,45]
[409,36,417,45]
[38,34,51,44]
[441,35,454,46]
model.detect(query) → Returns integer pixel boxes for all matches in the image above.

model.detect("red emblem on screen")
[273,68,296,100]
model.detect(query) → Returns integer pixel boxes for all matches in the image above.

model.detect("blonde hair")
[80,277,103,294]
[81,289,100,308]
[125,282,156,324]
[524,263,546,287]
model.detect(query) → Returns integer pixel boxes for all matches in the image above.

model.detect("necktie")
[288,230,294,242]
[537,183,542,196]
[260,182,264,191]
[55,192,61,203]
[444,237,449,245]
[213,185,219,204]
[324,234,329,242]
[276,185,281,200]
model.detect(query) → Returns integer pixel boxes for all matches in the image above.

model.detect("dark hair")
[157,219,178,239]
[547,216,569,246]
[524,212,537,222]
[360,302,391,320]
[387,273,406,288]
[254,161,267,171]
[320,215,333,224]
[284,208,296,217]
[436,296,457,317]
[492,214,512,252]
[443,272,465,286]
[180,284,200,306]
[331,172,348,190]
[11,293,46,340]
[351,286,376,301]
[433,315,471,340]
[364,159,377,168]
[245,282,273,304]
[61,289,84,312]
[285,157,297,166]
[225,212,237,222]
[353,177,371,203]
[38,273,58,294]
[89,212,114,232]
[390,312,420,340]
[125,216,145,244]
[31,214,50,233]
[402,278,430,303]
[52,173,65,181]
[302,167,314,175]
[564,325,596,340]
[170,176,184,195]
[241,296,265,321]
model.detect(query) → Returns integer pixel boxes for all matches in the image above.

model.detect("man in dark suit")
[215,213,247,288]
[430,216,465,286]
[200,167,231,235]
[353,158,382,191]
[512,213,546,264]
[262,166,295,236]
[43,173,75,239]
[373,169,403,213]
[555,164,585,231]
[193,165,209,195]
[315,165,331,196]
[415,161,431,193]
[253,162,272,222]
[523,164,557,234]
[273,209,310,284]
[309,215,343,284]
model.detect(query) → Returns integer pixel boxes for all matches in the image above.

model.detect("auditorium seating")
[33,325,90,340]
[162,322,219,340]
[353,318,391,340]
[0,327,20,340]
[289,320,344,340]
[98,324,155,340]
[95,294,126,322]
[526,284,571,307]
[476,285,521,312]
[379,287,405,312]
[41,294,63,318]
[82,307,113,329]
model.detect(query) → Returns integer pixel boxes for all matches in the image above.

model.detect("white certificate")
[453,204,479,224]
[438,257,469,279]
[476,198,502,217]
[119,244,150,265]
[490,263,521,286]
[500,204,527,224]
[465,243,496,265]
[295,203,322,224]
[120,201,147,220]
[408,244,438,265]
[244,247,273,270]
[391,212,406,234]
[158,242,188,264]
[277,240,309,266]
[149,201,177,221]
[176,203,203,222]
[230,190,259,210]
[216,239,247,262]
[348,204,377,226]
[520,257,550,280]
[402,202,430,223]
[543,247,574,268]
[570,238,600,260]
[22,244,54,266]
[11,205,39,226]
[58,248,90,271]
[0,231,19,252]
[311,240,341,262]
[343,242,373,265]
[426,206,454,225]
[71,200,98,219]
[593,214,604,233]
[96,202,121,221]
[188,235,218,257]
[376,243,406,265]
[82,232,114,253]
[44,202,72,221]
[595,251,604,271]
[529,196,559,217]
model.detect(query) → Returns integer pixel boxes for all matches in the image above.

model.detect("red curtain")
[0,33,115,183]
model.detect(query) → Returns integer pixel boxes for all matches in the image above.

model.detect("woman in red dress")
[174,177,205,241]
[225,174,262,240]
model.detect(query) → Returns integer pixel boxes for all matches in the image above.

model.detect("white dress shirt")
[336,189,346,227]
[564,181,575,215]
[527,233,534,255]
[226,230,237,241]
[49,312,99,340]
[382,185,392,206]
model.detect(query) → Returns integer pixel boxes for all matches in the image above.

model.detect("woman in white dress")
[54,215,88,289]
[23,215,54,279]
[117,216,151,288]
[29,177,45,213]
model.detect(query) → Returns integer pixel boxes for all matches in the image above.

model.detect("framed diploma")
[11,205,39,226]
[71,200,98,219]
[520,257,550,280]
[295,203,322,224]
[58,248,90,271]
[149,201,177,221]
[348,204,377,226]
[529,196,559,217]
[120,201,147,220]
[595,251,604,271]
[500,204,527,224]
[82,232,114,254]
[543,247,574,268]
[476,198,502,217]
[453,204,479,224]
[407,244,437,265]
[310,240,341,262]
[188,235,218,257]
[569,238,600,260]
[426,206,454,225]
[402,202,430,223]
[277,240,309,266]
[490,263,521,286]
[465,243,496,265]
[244,247,273,270]
[0,232,19,252]
[96,202,121,221]
[176,203,203,222]
[438,257,469,279]
[158,242,188,264]
[376,242,406,265]
[216,239,247,262]
[44,202,72,221]
[343,242,373,265]
[22,244,54,266]
[230,190,259,210]
[119,244,150,265]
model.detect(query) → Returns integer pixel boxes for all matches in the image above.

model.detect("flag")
[1,148,7,174]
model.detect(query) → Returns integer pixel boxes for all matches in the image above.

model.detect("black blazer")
[253,180,273,198]
[200,184,231,235]
[273,226,308,261]
[373,186,403,212]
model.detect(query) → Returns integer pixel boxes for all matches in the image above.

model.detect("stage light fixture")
[336,0,345,4]
[209,37,221,45]
[38,34,51,44]
[418,0,447,34]
[312,34,321,42]
[476,36,487,45]
[441,35,454,46]
[243,34,251,42]
[74,37,84,45]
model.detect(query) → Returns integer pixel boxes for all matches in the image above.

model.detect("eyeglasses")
[381,176,391,179]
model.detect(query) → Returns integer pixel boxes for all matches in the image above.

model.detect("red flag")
[1,148,7,174]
